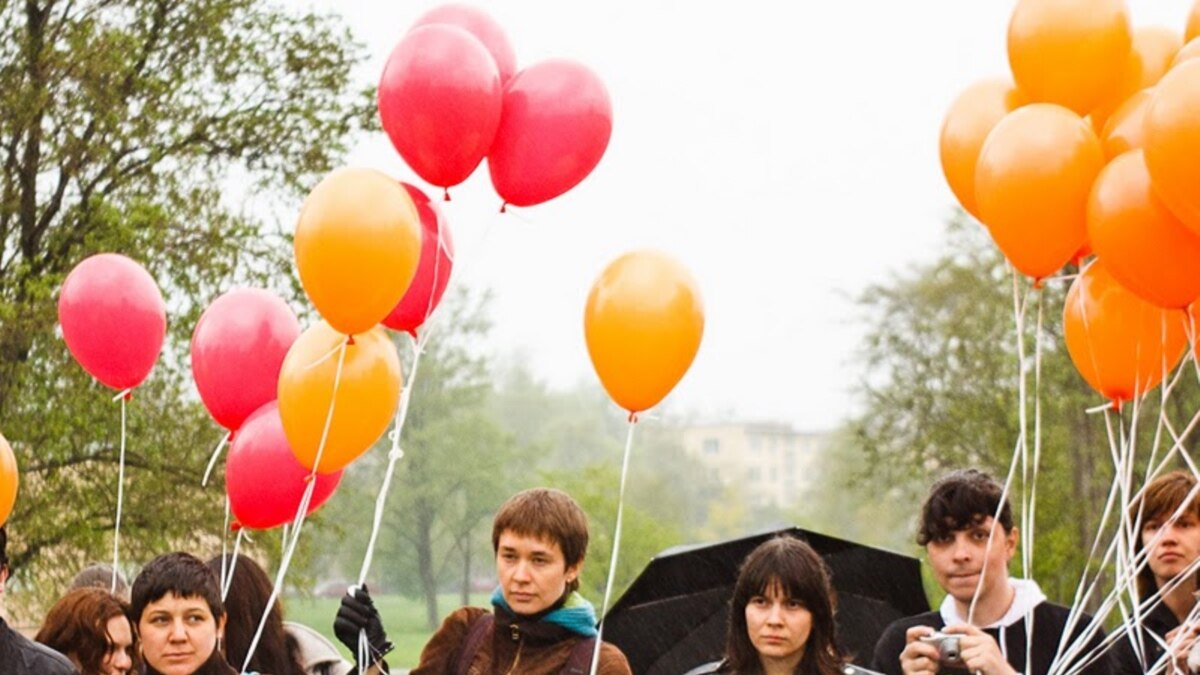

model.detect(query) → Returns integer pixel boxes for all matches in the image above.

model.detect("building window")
[703,438,719,455]
[748,467,762,482]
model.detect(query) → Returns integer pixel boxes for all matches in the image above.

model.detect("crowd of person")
[3,471,1200,674]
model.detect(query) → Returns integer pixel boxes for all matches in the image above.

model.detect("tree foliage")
[0,0,371,607]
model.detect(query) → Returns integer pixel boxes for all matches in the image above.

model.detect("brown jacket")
[409,606,631,675]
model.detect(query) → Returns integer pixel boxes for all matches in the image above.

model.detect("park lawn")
[284,593,491,668]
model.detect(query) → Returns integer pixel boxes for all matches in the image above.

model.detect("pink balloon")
[488,59,613,208]
[383,184,455,336]
[378,25,502,188]
[411,4,516,86]
[58,253,166,390]
[225,401,342,530]
[191,289,301,431]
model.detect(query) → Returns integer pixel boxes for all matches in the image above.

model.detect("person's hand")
[900,626,941,675]
[943,625,1018,675]
[334,585,394,668]
[1165,623,1200,673]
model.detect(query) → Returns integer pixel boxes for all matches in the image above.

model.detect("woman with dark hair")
[206,554,349,675]
[131,551,239,675]
[36,586,135,675]
[693,536,848,675]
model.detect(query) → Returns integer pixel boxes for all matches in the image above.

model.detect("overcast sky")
[297,0,1195,431]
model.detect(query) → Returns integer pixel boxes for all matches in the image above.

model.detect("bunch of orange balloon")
[940,0,1200,406]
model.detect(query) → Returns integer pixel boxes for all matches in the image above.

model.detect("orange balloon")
[295,168,422,335]
[0,434,17,526]
[1144,60,1200,235]
[1008,0,1132,115]
[1088,150,1200,308]
[975,104,1104,280]
[584,250,704,414]
[1189,1,1200,43]
[1100,88,1151,159]
[1170,37,1200,67]
[939,79,1027,220]
[1064,261,1188,404]
[278,322,402,473]
[1090,26,1180,132]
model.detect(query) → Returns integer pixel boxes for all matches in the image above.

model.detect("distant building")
[680,422,829,509]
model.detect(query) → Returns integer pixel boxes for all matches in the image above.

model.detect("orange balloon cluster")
[944,0,1200,403]
[0,433,17,526]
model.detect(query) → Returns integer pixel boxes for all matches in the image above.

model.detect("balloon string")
[357,331,427,587]
[111,391,129,594]
[589,419,637,675]
[220,495,230,585]
[242,339,348,673]
[222,529,245,601]
[202,431,232,487]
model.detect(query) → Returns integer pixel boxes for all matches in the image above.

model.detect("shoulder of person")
[11,629,77,674]
[596,640,632,675]
[410,605,493,673]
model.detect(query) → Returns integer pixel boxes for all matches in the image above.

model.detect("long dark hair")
[722,536,844,675]
[36,587,135,674]
[206,553,305,675]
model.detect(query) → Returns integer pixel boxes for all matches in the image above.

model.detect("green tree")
[830,216,1200,604]
[0,0,370,604]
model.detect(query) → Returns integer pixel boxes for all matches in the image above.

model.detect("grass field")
[284,593,491,668]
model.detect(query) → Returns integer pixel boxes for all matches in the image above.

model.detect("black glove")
[334,585,394,667]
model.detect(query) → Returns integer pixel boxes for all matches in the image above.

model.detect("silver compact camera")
[919,632,964,666]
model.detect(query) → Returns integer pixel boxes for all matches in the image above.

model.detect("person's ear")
[1005,526,1019,559]
[565,561,582,585]
[0,564,8,586]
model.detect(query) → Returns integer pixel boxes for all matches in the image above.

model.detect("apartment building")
[681,422,828,509]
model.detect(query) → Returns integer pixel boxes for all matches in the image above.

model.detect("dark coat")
[0,617,78,674]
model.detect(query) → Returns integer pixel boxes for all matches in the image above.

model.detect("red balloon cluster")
[941,0,1200,405]
[377,4,613,208]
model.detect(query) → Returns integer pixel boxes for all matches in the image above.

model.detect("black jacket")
[870,602,1112,675]
[1108,601,1178,675]
[0,617,77,674]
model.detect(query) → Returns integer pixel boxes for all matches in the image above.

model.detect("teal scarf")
[491,586,599,637]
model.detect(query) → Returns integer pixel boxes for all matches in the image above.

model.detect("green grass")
[283,593,491,668]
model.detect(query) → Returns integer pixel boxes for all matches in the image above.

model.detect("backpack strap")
[562,637,598,675]
[454,613,495,675]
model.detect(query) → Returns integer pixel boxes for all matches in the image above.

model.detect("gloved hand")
[334,585,394,668]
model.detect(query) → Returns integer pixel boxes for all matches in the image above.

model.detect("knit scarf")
[490,586,599,637]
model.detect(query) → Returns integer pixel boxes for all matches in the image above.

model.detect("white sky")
[298,0,1195,431]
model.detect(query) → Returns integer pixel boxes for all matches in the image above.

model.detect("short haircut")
[917,468,1014,546]
[723,536,844,675]
[70,563,129,598]
[492,488,589,593]
[0,525,7,569]
[1131,470,1200,600]
[131,552,224,624]
[36,587,134,674]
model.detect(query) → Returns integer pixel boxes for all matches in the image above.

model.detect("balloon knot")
[231,522,242,533]
[407,328,419,340]
[627,411,639,424]
[1032,276,1044,290]
[226,431,234,442]
[123,391,133,401]
[500,202,508,214]
[1113,398,1124,413]
[346,334,356,346]
[443,187,451,202]
[303,473,315,484]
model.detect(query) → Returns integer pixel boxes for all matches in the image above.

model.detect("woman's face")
[745,581,812,669]
[137,593,223,675]
[101,614,134,675]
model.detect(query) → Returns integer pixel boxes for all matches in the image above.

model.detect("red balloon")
[378,25,502,188]
[225,402,342,530]
[411,4,516,86]
[383,184,455,336]
[488,59,613,208]
[191,289,301,431]
[58,253,166,390]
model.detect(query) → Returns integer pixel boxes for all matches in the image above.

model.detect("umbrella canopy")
[601,526,929,675]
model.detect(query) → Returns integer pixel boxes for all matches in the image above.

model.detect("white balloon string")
[242,339,348,672]
[202,431,231,487]
[221,495,231,579]
[111,391,129,594]
[589,417,637,675]
[358,330,427,587]
[222,530,244,601]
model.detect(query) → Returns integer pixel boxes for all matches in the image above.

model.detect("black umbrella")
[601,526,929,675]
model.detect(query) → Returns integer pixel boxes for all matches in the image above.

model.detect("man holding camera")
[870,469,1110,675]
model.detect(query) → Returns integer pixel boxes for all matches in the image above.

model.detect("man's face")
[1142,510,1200,588]
[926,516,1016,605]
[496,530,580,615]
